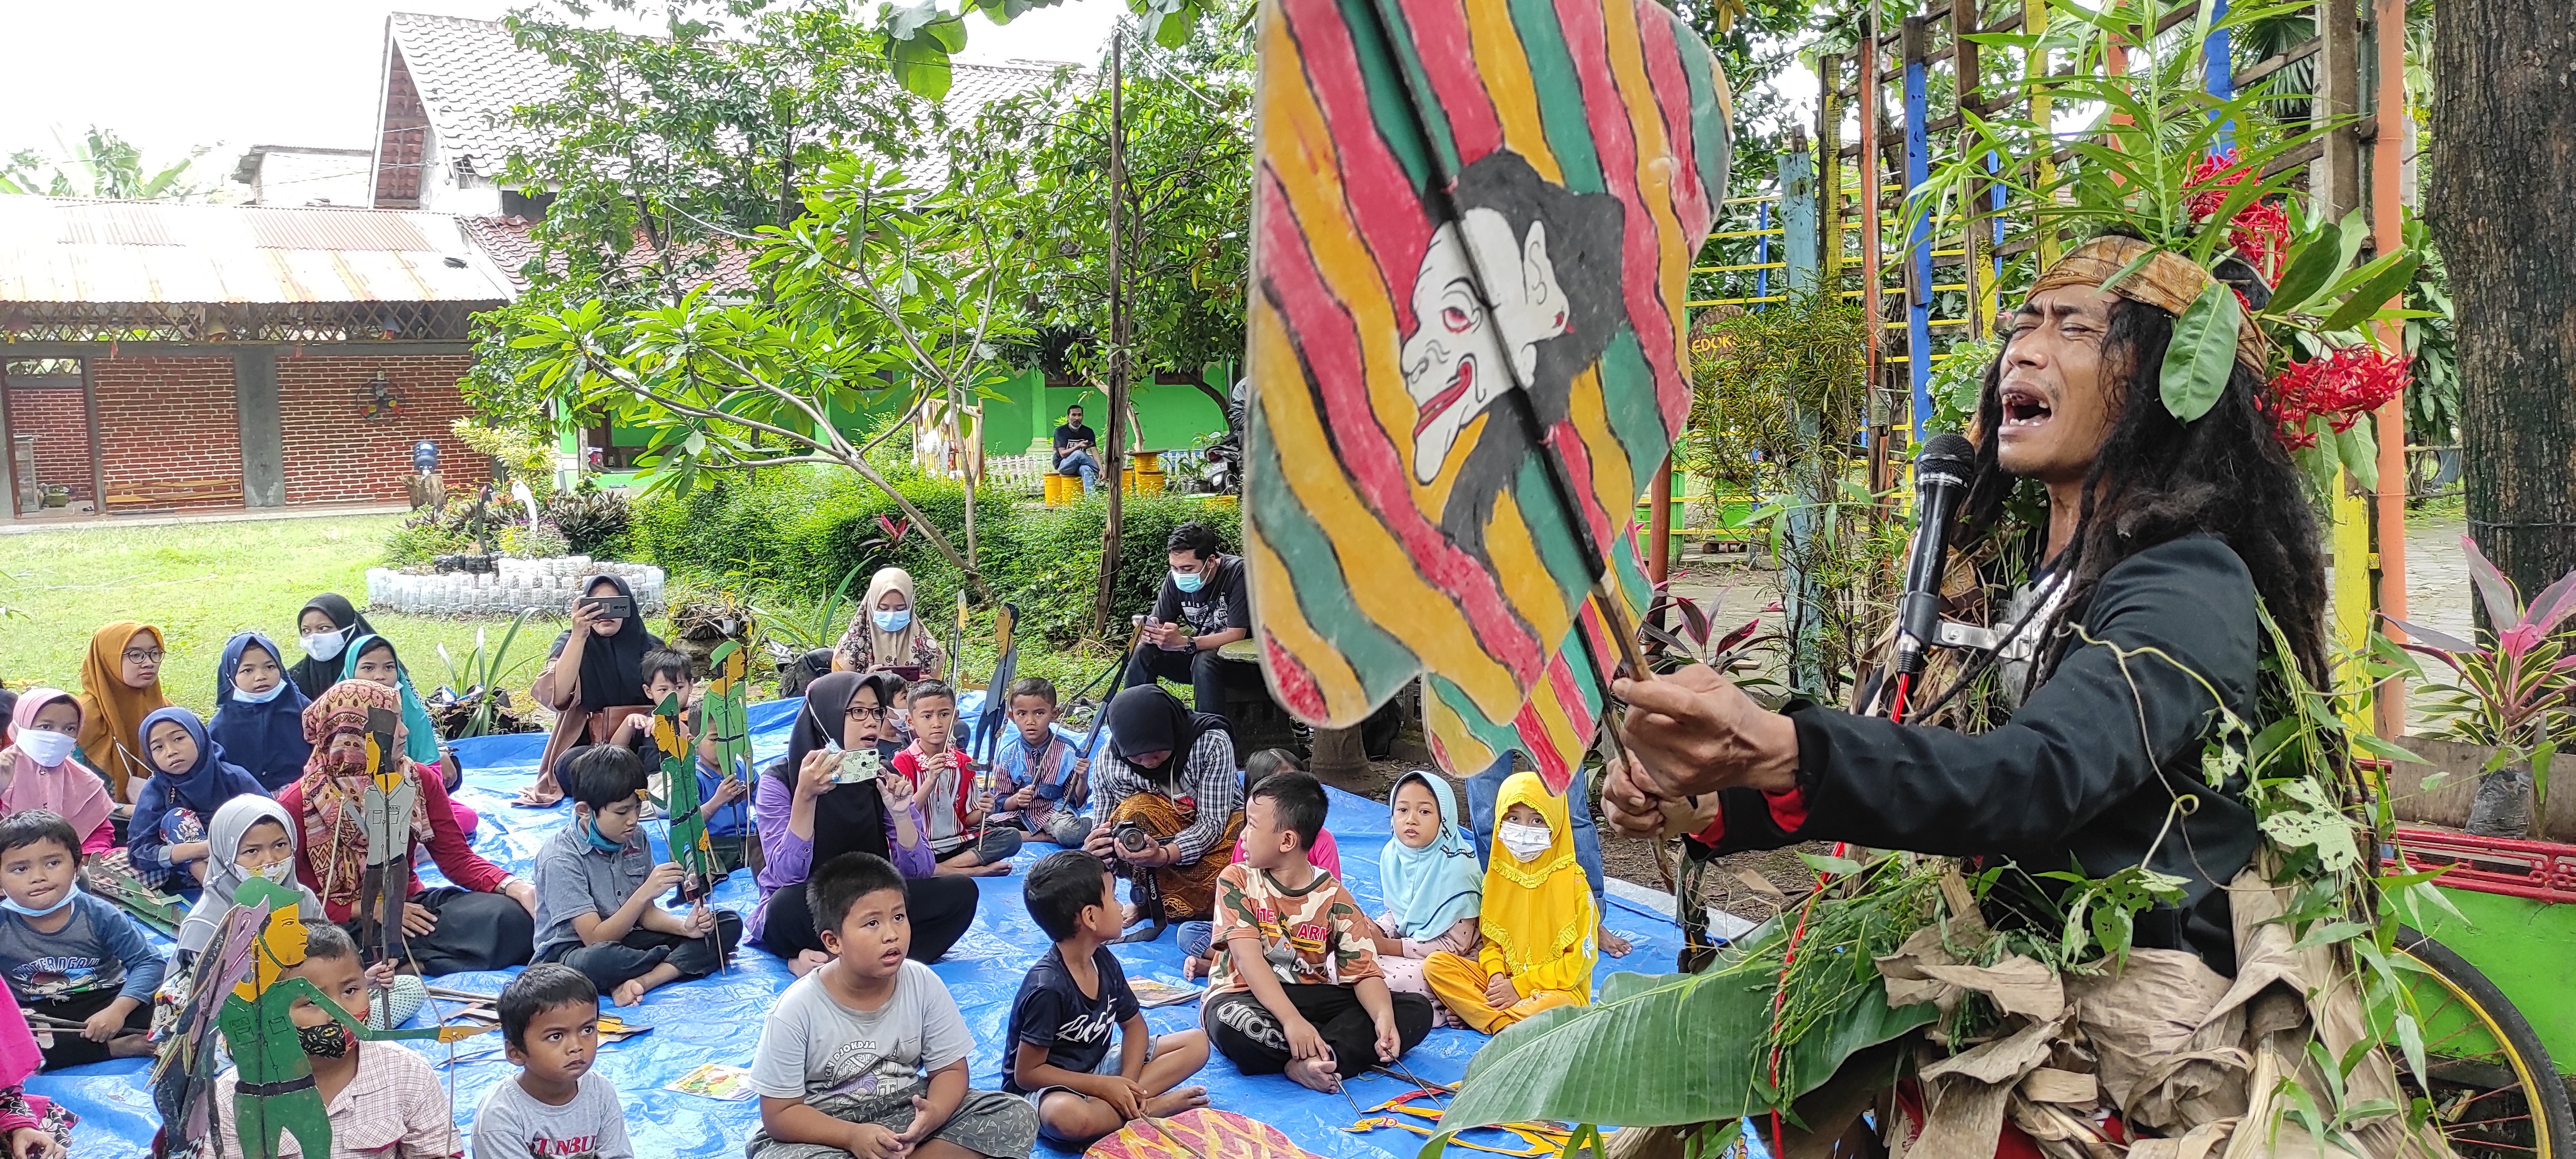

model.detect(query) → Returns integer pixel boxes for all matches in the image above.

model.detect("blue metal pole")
[1780,147,1819,296]
[1754,200,1772,308]
[2204,0,2235,150]
[1903,17,1931,447]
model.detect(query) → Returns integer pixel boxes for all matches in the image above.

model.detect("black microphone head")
[1916,434,1977,476]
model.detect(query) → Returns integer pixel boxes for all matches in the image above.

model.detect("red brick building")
[0,197,512,520]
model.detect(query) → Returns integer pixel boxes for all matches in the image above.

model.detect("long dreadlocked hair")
[1952,261,2332,694]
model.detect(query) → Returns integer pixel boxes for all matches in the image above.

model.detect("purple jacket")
[749,771,935,939]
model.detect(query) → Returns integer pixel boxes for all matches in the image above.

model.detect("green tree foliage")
[874,0,1224,99]
[1,127,210,200]
[950,14,1252,396]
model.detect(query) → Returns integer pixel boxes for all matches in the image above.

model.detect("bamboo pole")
[2369,0,2409,737]
[1860,15,1889,491]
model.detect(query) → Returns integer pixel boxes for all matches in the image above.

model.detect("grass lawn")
[0,515,556,715]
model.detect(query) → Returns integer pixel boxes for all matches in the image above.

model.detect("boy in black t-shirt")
[1005,851,1209,1143]
[1120,521,1252,718]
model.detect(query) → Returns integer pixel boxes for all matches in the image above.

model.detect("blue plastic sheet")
[38,692,1689,1158]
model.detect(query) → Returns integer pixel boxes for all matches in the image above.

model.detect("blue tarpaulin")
[37,692,1689,1158]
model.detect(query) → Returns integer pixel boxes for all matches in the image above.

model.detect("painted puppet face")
[1400,207,1572,484]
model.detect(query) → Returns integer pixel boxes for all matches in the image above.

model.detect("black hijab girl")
[526,575,665,804]
[752,670,979,964]
[286,593,381,701]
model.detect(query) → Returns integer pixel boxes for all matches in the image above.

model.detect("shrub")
[383,504,478,566]
[545,488,635,557]
[451,420,559,499]
[502,521,571,560]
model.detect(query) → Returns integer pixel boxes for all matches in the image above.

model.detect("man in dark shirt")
[1053,406,1103,493]
[1123,521,1251,720]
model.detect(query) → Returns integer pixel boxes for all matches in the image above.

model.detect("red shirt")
[275,767,510,921]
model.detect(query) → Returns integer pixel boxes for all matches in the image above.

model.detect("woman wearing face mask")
[274,681,538,974]
[522,575,666,807]
[286,594,379,702]
[210,632,314,793]
[0,692,113,855]
[128,707,268,892]
[750,671,978,974]
[830,567,946,678]
[1080,686,1245,923]
[74,621,173,803]
[1420,771,1596,1034]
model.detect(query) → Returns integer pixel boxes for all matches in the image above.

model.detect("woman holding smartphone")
[521,574,665,806]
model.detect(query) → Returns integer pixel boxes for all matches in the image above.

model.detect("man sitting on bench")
[1123,522,1250,722]
[1054,405,1103,493]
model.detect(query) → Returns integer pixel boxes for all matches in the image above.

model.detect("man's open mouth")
[2000,384,2052,429]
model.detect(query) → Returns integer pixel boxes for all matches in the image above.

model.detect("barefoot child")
[892,682,1020,877]
[985,679,1090,848]
[1371,772,1482,1007]
[472,964,636,1159]
[0,811,163,1068]
[746,852,1038,1159]
[532,746,742,1007]
[1199,772,1433,1093]
[1007,851,1209,1144]
[1424,771,1596,1034]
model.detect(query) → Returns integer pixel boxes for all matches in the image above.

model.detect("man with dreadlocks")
[1596,231,2439,1157]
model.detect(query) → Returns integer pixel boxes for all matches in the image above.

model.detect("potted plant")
[2384,535,2576,838]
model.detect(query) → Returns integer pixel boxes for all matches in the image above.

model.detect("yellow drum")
[1044,472,1082,506]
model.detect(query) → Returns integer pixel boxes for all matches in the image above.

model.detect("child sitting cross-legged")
[1368,771,1483,1014]
[1005,851,1209,1145]
[985,678,1090,849]
[0,810,163,1068]
[890,682,1020,877]
[1422,770,1596,1033]
[747,851,1039,1159]
[531,745,743,1007]
[1199,772,1433,1094]
[1179,749,1339,981]
[471,963,636,1159]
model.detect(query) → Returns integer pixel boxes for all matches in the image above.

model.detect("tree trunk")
[1091,36,1131,639]
[2430,0,2576,605]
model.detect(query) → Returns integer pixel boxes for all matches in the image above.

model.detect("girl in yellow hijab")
[1422,770,1597,1034]
[77,621,173,802]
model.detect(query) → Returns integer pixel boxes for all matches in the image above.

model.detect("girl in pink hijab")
[0,984,69,1157]
[0,690,113,856]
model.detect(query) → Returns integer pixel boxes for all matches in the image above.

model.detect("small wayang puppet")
[702,640,761,875]
[153,877,475,1159]
[652,690,717,905]
[1429,3,2462,1156]
[350,704,413,973]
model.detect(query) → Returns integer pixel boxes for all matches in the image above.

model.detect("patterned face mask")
[299,1021,354,1058]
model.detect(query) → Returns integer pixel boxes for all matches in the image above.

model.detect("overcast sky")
[0,1,1121,177]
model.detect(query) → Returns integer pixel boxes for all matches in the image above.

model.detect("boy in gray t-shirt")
[746,853,1037,1159]
[532,746,741,1006]
[472,964,636,1159]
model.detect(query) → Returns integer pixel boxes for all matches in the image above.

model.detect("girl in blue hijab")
[1372,769,1485,1013]
[210,631,312,791]
[130,706,269,892]
[342,634,444,771]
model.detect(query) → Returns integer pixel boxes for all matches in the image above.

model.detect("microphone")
[1892,434,1979,682]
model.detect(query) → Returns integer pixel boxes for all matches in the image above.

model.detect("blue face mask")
[232,676,288,704]
[1171,570,1206,594]
[580,815,626,854]
[873,609,912,633]
[1,888,77,919]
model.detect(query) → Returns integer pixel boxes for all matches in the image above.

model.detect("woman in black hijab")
[1080,685,1244,921]
[287,593,380,700]
[749,671,978,970]
[524,575,665,805]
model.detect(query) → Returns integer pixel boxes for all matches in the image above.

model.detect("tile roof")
[385,12,1067,182]
[0,198,516,305]
[459,214,755,296]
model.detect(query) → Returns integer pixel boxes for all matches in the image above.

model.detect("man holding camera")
[1122,522,1252,725]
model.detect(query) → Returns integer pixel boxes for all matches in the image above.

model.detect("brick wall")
[4,385,93,501]
[89,357,243,511]
[278,354,486,505]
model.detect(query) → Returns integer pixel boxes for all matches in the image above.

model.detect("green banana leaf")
[1430,968,1937,1146]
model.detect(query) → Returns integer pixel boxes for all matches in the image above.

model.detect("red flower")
[2186,150,2291,280]
[2265,344,2411,451]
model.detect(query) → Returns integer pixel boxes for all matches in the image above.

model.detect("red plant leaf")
[1676,598,1713,649]
[1714,618,1761,656]
[2461,535,2526,629]
[2524,569,2576,639]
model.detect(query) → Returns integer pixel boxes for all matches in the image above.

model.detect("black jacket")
[1691,535,2263,974]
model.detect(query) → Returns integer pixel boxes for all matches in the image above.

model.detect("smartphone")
[579,594,636,620]
[834,746,884,784]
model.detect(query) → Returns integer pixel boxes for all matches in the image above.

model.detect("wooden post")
[1859,16,1889,492]
[1956,3,1988,342]
[1090,36,1130,637]
[1818,53,1842,291]
[2368,0,2408,737]
[2314,0,2372,735]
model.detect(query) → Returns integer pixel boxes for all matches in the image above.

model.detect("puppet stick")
[1080,614,1152,762]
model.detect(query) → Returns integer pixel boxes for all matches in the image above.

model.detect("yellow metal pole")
[2025,0,2057,264]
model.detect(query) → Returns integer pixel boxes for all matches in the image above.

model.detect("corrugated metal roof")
[0,198,518,305]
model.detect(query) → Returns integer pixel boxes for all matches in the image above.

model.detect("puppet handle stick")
[1080,615,1152,760]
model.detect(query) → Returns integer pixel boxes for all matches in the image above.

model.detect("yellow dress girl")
[1421,771,1596,1033]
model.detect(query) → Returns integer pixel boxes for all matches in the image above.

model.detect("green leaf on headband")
[2161,279,2239,423]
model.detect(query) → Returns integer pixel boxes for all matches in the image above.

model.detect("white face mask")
[300,630,346,662]
[1497,820,1553,863]
[13,729,78,768]
[232,676,288,704]
[250,860,296,885]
